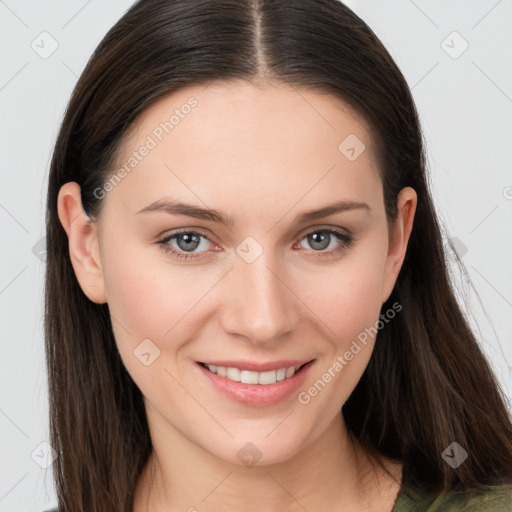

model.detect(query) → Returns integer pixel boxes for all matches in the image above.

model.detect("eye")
[157,229,216,260]
[296,228,354,257]
[157,227,355,261]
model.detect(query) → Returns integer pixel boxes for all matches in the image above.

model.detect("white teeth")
[258,370,276,385]
[240,370,259,384]
[204,363,304,385]
[226,367,241,382]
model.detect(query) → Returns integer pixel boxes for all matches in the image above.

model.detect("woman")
[44,0,512,510]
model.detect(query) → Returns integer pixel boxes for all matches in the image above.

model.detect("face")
[59,80,416,467]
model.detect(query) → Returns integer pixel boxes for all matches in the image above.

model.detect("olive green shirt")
[391,484,512,511]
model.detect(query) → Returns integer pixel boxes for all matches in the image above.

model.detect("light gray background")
[1,1,511,510]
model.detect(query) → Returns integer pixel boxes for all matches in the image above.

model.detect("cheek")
[293,267,385,426]
[297,248,387,347]
[294,242,390,418]
[103,257,174,338]
[100,239,213,364]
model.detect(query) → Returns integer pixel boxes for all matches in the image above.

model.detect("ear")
[381,186,417,304]
[57,182,107,304]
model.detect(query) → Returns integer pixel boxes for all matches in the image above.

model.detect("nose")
[219,252,300,345]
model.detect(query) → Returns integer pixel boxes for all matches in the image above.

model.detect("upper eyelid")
[161,228,215,244]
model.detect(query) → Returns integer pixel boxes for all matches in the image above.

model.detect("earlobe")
[57,182,108,304]
[381,187,417,304]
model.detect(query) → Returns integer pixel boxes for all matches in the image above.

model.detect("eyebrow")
[136,198,370,227]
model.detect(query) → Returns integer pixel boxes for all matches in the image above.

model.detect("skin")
[57,80,416,512]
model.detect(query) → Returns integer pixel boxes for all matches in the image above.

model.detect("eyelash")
[156,227,355,261]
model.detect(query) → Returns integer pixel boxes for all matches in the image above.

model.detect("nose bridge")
[221,248,298,344]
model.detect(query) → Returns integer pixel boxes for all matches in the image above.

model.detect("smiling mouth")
[198,360,314,385]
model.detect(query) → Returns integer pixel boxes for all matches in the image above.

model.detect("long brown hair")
[45,0,512,510]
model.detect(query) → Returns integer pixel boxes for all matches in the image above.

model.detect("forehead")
[106,80,382,218]
[129,79,374,158]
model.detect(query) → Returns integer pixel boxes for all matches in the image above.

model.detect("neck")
[133,409,402,512]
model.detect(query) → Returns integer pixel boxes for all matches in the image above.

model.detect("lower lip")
[197,361,315,407]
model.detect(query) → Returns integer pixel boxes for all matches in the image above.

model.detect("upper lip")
[198,359,315,372]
